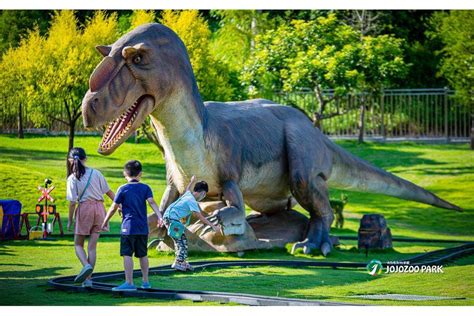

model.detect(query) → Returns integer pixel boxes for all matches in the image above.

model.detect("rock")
[357,214,392,250]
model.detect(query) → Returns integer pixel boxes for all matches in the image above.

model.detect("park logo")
[366,259,384,276]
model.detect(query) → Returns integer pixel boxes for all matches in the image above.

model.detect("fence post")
[380,90,385,140]
[444,87,450,143]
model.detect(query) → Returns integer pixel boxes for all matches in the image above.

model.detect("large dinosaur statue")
[81,23,461,256]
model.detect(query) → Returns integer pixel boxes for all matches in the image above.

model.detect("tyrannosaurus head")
[82,23,195,155]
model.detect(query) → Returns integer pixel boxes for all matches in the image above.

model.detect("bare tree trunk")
[313,85,327,130]
[312,112,321,129]
[250,10,260,51]
[18,102,24,139]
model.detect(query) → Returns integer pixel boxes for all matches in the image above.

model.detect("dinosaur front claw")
[198,225,215,237]
[212,206,246,235]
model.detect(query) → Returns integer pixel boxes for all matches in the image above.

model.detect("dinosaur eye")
[133,55,142,64]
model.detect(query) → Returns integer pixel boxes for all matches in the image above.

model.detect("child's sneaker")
[173,261,187,272]
[112,282,137,292]
[183,261,194,271]
[82,279,93,288]
[141,282,151,289]
[74,264,93,283]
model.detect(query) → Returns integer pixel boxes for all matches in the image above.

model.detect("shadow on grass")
[0,248,16,256]
[330,227,359,235]
[99,162,166,182]
[0,145,122,163]
[0,146,66,162]
[395,166,474,176]
[0,263,32,267]
[0,266,69,279]
[335,141,447,170]
[0,236,123,251]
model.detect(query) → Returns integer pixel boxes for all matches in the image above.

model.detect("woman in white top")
[66,147,115,286]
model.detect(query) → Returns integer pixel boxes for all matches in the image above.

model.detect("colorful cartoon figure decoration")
[35,179,63,238]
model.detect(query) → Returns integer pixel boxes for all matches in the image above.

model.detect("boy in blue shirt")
[163,175,221,271]
[101,160,163,291]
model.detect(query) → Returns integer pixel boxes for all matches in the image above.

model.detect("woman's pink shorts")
[75,200,108,235]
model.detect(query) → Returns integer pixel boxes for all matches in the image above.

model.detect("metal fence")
[269,88,472,140]
[0,98,87,134]
[1,88,472,140]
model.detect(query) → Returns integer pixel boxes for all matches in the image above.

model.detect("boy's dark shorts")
[120,234,148,258]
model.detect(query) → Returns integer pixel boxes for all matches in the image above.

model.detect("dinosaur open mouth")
[99,95,149,152]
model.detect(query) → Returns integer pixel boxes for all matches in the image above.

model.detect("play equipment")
[33,178,64,238]
[0,199,22,239]
[358,214,393,251]
[0,178,64,240]
[48,237,474,306]
[28,226,44,240]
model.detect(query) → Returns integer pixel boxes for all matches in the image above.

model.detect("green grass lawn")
[0,134,473,306]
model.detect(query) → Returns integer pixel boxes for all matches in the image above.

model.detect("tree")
[342,10,408,143]
[429,11,474,149]
[0,11,120,174]
[0,10,51,55]
[209,10,274,99]
[210,10,273,71]
[160,10,235,101]
[377,10,446,88]
[242,13,407,136]
[0,27,45,138]
[356,35,408,142]
[242,14,362,127]
[37,11,119,165]
[128,10,156,31]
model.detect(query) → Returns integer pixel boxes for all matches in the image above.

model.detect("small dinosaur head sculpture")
[82,23,196,155]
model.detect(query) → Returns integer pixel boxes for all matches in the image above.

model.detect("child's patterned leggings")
[171,233,188,262]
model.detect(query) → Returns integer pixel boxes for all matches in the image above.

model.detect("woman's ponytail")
[68,147,87,180]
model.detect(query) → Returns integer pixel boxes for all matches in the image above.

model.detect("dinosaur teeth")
[100,95,149,150]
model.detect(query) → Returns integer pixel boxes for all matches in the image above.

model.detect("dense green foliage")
[429,11,474,107]
[241,14,407,116]
[1,10,471,142]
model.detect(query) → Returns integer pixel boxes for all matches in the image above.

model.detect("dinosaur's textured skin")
[82,24,461,255]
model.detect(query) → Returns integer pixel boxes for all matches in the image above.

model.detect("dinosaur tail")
[324,139,462,211]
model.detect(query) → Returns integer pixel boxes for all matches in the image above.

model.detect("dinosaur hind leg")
[290,172,334,256]
[285,123,335,256]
